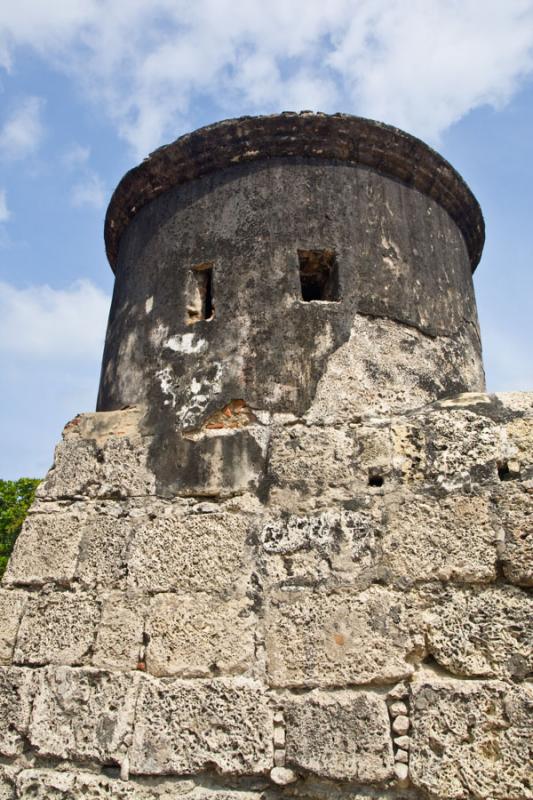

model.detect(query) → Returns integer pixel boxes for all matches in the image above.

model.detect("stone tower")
[1,113,531,800]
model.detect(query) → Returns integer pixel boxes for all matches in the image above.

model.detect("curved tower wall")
[97,114,485,432]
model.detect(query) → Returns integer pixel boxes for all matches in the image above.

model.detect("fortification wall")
[1,389,531,800]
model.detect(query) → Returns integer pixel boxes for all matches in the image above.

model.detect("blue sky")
[1,1,532,479]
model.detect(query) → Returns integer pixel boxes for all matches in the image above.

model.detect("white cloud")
[71,171,106,210]
[0,188,10,222]
[62,143,90,169]
[1,2,533,152]
[0,96,45,159]
[0,279,110,360]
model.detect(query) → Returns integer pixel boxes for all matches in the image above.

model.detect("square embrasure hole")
[298,249,340,302]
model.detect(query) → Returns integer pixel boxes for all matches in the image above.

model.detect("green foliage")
[0,478,40,580]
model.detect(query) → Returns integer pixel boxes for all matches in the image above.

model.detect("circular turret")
[97,112,485,428]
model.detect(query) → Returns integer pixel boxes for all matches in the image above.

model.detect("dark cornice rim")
[104,112,485,272]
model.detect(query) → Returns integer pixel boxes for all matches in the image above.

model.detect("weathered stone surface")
[145,592,255,677]
[257,507,380,589]
[0,589,27,664]
[266,425,358,510]
[425,585,533,680]
[494,484,533,586]
[154,425,270,499]
[127,511,252,595]
[0,666,34,756]
[29,666,138,762]
[265,586,424,687]
[382,493,497,583]
[306,320,484,424]
[0,768,15,800]
[75,505,133,590]
[93,591,146,670]
[410,679,533,800]
[505,415,533,473]
[284,689,394,782]
[14,592,99,666]
[16,770,264,800]
[129,676,273,775]
[418,408,502,489]
[39,413,155,500]
[3,508,83,587]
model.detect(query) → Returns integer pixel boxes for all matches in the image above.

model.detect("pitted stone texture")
[0,768,15,800]
[0,590,27,663]
[505,416,533,474]
[417,408,502,489]
[29,666,138,763]
[382,493,497,583]
[410,679,533,800]
[258,507,381,589]
[93,591,146,670]
[306,320,484,424]
[145,593,255,677]
[0,666,35,756]
[265,586,424,687]
[266,425,358,510]
[127,511,252,595]
[39,418,155,500]
[3,508,83,587]
[494,485,533,586]
[76,506,133,590]
[284,689,394,783]
[14,592,99,667]
[129,676,273,775]
[16,771,262,800]
[425,585,533,680]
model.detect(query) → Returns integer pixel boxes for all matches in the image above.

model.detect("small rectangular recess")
[298,249,340,302]
[186,261,214,324]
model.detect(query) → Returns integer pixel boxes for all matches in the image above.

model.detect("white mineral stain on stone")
[145,296,154,314]
[156,367,177,407]
[166,333,207,354]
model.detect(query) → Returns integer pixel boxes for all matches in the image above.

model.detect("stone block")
[37,438,101,499]
[382,492,497,583]
[39,415,155,500]
[0,666,35,756]
[0,589,27,663]
[145,592,255,677]
[3,508,83,587]
[129,676,273,775]
[424,585,532,680]
[16,769,266,799]
[162,425,270,498]
[494,484,533,586]
[29,666,138,763]
[266,424,357,509]
[505,416,533,473]
[284,689,394,782]
[257,507,381,589]
[75,505,133,589]
[127,510,252,595]
[418,407,502,489]
[14,591,99,667]
[265,586,424,687]
[93,591,146,670]
[410,679,533,800]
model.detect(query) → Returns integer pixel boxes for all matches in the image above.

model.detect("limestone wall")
[1,391,531,799]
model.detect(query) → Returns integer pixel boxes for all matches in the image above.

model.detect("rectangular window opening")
[186,262,215,325]
[298,249,340,302]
